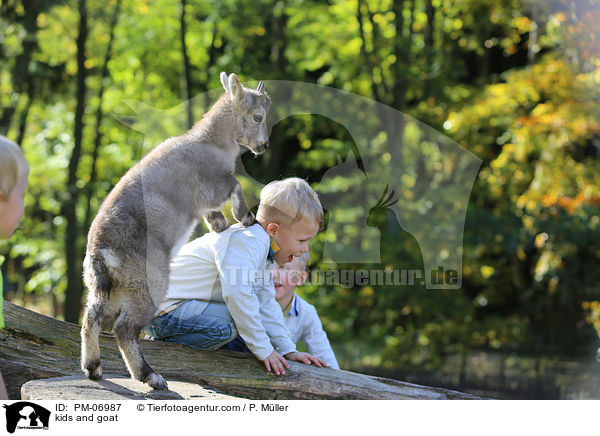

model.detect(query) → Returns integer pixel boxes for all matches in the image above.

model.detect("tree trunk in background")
[0,0,40,137]
[270,8,288,75]
[15,82,34,147]
[408,0,416,36]
[262,7,289,182]
[388,0,409,169]
[0,108,15,136]
[83,0,122,236]
[356,0,411,177]
[63,0,88,324]
[423,0,435,98]
[357,0,394,170]
[179,0,194,129]
[356,0,382,104]
[392,0,406,110]
[203,21,219,111]
[527,1,538,66]
[14,0,37,146]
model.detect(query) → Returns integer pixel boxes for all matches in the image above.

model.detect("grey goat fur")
[81,72,271,390]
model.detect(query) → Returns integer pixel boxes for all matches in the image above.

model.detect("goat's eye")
[253,114,263,123]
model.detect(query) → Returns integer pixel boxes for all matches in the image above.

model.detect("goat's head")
[220,72,271,155]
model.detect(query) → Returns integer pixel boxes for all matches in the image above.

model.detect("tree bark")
[389,0,409,170]
[203,21,219,111]
[356,0,382,105]
[179,0,194,129]
[0,0,40,136]
[15,81,34,147]
[423,0,435,98]
[83,0,122,235]
[0,301,482,400]
[63,0,88,324]
[392,0,408,111]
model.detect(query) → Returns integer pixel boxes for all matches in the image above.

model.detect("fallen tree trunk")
[0,301,481,400]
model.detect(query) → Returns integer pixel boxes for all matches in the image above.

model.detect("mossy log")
[0,301,481,400]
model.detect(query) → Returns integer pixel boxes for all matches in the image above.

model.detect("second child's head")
[273,252,310,304]
[256,177,323,266]
[0,136,29,239]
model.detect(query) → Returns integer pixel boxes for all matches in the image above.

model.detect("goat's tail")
[83,252,114,301]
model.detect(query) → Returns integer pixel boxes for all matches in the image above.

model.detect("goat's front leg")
[204,211,230,233]
[231,181,256,227]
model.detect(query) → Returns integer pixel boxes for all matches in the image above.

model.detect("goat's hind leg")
[113,302,168,390]
[81,299,110,380]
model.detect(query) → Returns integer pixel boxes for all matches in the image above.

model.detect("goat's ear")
[228,73,243,105]
[220,72,230,92]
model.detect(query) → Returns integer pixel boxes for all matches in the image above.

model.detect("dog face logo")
[3,402,51,434]
[287,270,304,287]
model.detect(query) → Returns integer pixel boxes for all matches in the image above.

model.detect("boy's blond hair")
[0,136,29,200]
[257,177,323,229]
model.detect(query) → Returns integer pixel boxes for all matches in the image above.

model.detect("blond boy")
[146,177,326,375]
[0,135,30,399]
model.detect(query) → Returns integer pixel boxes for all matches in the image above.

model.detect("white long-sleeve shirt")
[157,223,297,360]
[284,294,340,369]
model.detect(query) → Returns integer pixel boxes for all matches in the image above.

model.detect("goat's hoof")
[206,214,230,233]
[241,211,256,227]
[83,363,103,381]
[209,221,230,233]
[146,372,169,390]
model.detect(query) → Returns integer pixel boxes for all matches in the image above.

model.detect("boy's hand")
[284,351,326,367]
[262,350,289,375]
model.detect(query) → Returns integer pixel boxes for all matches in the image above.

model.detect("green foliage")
[1,0,599,377]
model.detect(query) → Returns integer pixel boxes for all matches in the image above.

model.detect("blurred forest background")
[1,0,600,398]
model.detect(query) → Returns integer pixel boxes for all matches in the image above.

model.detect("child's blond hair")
[256,177,323,229]
[0,136,29,200]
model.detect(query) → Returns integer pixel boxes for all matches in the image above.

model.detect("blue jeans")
[145,299,237,350]
[220,335,252,354]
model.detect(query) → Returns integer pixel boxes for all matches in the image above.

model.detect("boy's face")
[273,257,308,302]
[0,172,28,239]
[267,218,319,266]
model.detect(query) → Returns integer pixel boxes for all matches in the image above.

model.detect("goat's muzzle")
[257,141,269,154]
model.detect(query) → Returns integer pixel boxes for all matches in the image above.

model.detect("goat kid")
[81,72,271,389]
